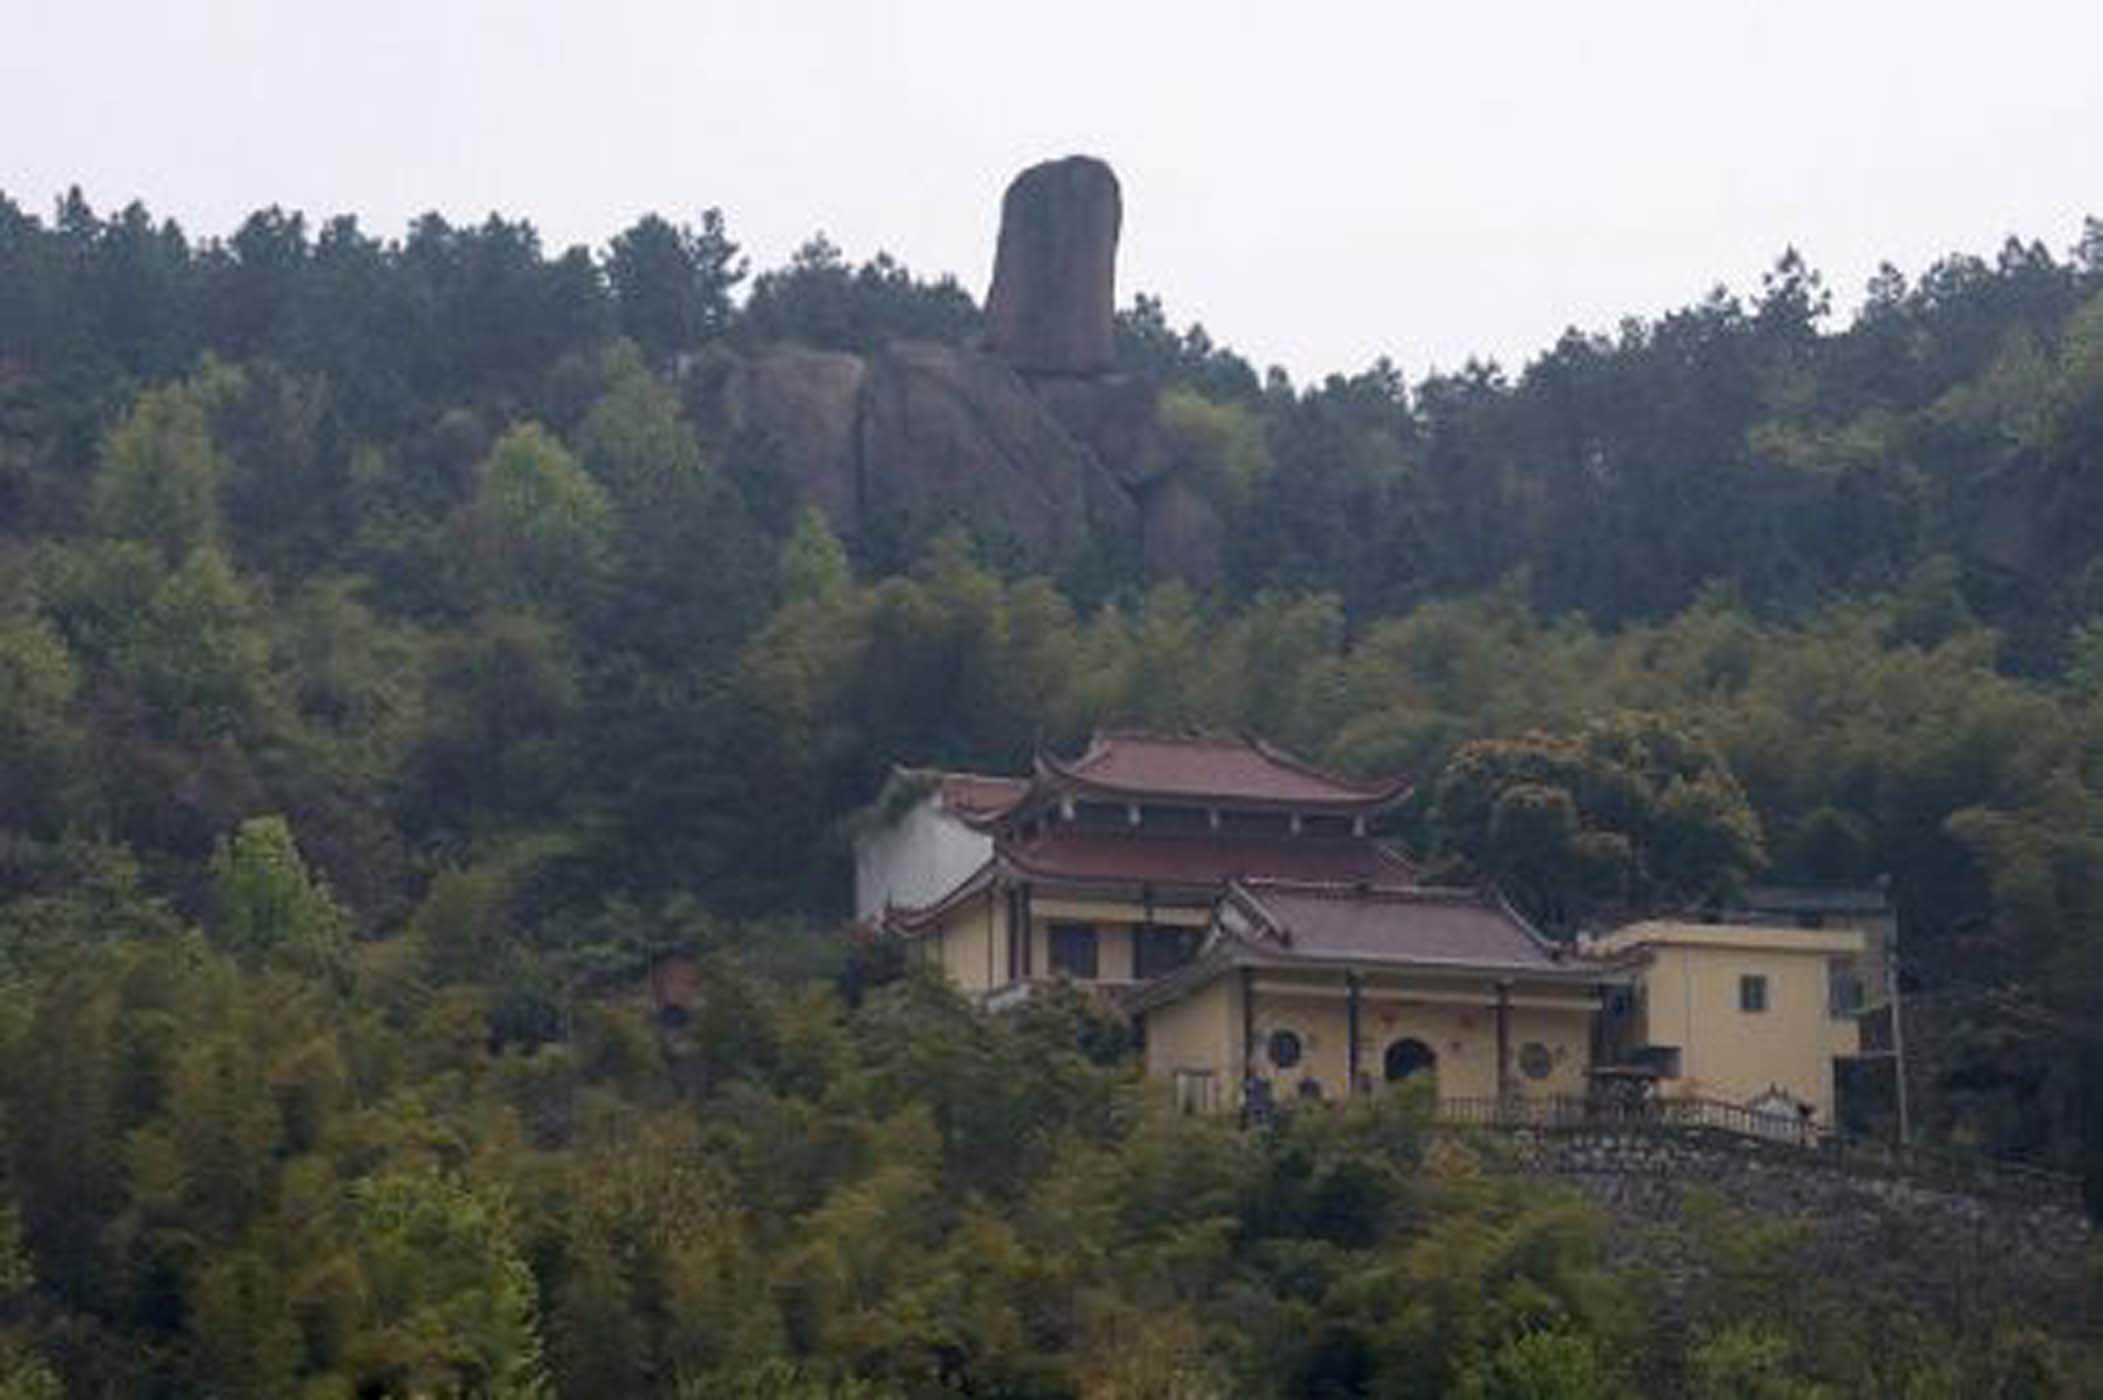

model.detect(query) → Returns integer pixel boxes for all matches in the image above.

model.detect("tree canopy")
[0,184,2101,1394]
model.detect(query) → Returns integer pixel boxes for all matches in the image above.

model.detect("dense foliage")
[3,187,2103,1393]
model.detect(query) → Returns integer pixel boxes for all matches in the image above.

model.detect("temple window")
[1220,809,1291,837]
[1739,974,1770,1013]
[1143,804,1209,834]
[1134,925,1198,979]
[1828,961,1865,1016]
[1049,923,1099,979]
[1172,1069,1216,1114]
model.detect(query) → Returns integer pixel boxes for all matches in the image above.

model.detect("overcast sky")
[7,0,2101,382]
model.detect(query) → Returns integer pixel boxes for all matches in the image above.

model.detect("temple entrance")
[1384,1037,1437,1084]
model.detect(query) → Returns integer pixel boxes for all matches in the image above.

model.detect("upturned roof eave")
[995,836,1418,900]
[1032,761,1412,813]
[1025,733,1413,815]
[1228,942,1621,983]
[1127,933,1622,1015]
[1220,878,1623,984]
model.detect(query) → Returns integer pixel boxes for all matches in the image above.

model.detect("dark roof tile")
[1237,880,1569,973]
[1041,731,1407,809]
[1000,829,1415,889]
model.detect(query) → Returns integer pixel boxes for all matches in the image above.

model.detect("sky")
[7,0,2102,383]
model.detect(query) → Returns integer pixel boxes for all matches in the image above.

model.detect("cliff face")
[697,156,1224,584]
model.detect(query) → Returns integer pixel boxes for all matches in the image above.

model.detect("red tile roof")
[1233,880,1572,974]
[937,773,1029,821]
[1038,731,1408,811]
[1000,829,1415,891]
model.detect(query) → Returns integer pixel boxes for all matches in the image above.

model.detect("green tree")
[342,1170,547,1398]
[465,423,613,617]
[1459,1329,1618,1400]
[126,544,282,745]
[208,814,347,968]
[780,505,852,605]
[604,209,743,363]
[0,614,84,839]
[90,363,240,561]
[1429,713,1765,929]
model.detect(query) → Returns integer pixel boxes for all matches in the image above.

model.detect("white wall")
[853,797,995,921]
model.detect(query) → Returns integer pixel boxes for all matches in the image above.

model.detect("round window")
[1268,1029,1303,1069]
[1518,1042,1554,1081]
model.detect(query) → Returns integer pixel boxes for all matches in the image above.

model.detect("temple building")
[1134,879,1604,1113]
[861,731,1415,1004]
[858,731,1872,1128]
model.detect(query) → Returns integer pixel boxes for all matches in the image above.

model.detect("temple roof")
[1001,829,1416,891]
[1032,731,1409,813]
[1226,879,1578,975]
[1125,880,1604,1015]
[880,834,1418,935]
[930,770,1030,822]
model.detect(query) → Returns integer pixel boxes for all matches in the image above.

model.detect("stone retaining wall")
[1457,1126,2094,1324]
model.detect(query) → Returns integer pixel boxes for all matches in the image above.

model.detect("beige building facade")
[862,732,1877,1132]
[1593,920,1867,1125]
[1134,881,1605,1113]
[867,732,1416,1004]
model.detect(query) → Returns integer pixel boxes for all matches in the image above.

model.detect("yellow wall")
[1507,1003,1595,1097]
[1028,919,1137,984]
[919,892,1208,994]
[1033,897,1208,928]
[926,891,1006,994]
[1624,932,1863,1123]
[1028,908,1202,986]
[1147,969,1597,1110]
[1144,974,1241,1112]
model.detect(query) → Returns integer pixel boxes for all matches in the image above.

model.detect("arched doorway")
[1384,1037,1437,1084]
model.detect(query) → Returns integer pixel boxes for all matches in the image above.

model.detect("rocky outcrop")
[1030,374,1169,489]
[699,156,1227,584]
[717,348,865,525]
[985,157,1121,376]
[856,341,1137,565]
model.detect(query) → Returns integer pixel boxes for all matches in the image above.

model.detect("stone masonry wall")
[1458,1126,2094,1326]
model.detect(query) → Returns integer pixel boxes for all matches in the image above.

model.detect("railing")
[1433,1095,2084,1209]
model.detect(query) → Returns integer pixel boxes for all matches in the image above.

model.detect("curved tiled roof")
[1001,829,1416,890]
[877,835,1419,935]
[1036,731,1409,811]
[937,772,1029,821]
[1229,879,1576,974]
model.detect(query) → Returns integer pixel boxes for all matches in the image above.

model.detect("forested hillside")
[1,189,2101,1395]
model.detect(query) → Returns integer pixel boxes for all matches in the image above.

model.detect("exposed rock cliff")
[698,156,1224,584]
[985,156,1121,376]
[856,341,1137,564]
